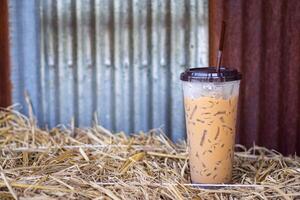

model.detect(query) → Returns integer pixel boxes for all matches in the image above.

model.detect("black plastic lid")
[180,67,242,82]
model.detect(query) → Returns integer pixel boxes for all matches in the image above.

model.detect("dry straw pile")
[0,106,299,200]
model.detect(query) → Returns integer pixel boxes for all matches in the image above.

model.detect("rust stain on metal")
[210,0,300,155]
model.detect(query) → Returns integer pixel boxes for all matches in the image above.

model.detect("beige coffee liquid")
[184,96,238,183]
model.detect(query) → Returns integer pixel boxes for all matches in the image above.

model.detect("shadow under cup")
[180,67,242,184]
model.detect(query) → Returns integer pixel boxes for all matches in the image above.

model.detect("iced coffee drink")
[180,67,241,184]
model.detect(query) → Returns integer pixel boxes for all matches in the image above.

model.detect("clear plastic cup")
[180,67,241,184]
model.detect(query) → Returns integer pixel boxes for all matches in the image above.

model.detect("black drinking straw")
[216,21,226,75]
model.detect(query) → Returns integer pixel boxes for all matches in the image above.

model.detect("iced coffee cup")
[180,67,241,184]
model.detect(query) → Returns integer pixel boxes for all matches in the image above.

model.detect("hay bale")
[0,106,299,199]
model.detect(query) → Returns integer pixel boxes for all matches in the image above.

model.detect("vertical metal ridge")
[90,0,97,119]
[258,0,281,150]
[67,0,75,124]
[128,0,135,133]
[39,0,46,125]
[57,0,73,125]
[276,1,288,152]
[165,0,172,137]
[279,0,300,155]
[113,0,122,132]
[76,0,83,125]
[257,1,267,147]
[278,0,289,154]
[132,0,150,132]
[198,0,208,66]
[184,0,191,67]
[84,0,93,67]
[132,0,140,132]
[110,0,116,131]
[219,0,243,144]
[57,0,64,123]
[96,0,113,130]
[188,0,196,67]
[237,0,248,146]
[169,0,186,140]
[77,0,93,126]
[159,0,168,135]
[34,1,43,125]
[120,0,131,133]
[40,1,50,125]
[71,0,79,126]
[44,0,60,126]
[94,0,101,125]
[239,0,262,147]
[146,0,153,130]
[53,0,61,125]
[150,0,160,130]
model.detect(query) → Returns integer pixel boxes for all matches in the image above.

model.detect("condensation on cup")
[180,67,242,184]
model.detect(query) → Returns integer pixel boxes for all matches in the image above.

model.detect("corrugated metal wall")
[9,0,208,141]
[210,0,300,155]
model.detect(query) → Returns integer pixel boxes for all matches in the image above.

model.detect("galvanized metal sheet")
[9,0,209,141]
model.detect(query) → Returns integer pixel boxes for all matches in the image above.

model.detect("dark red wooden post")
[0,0,12,107]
